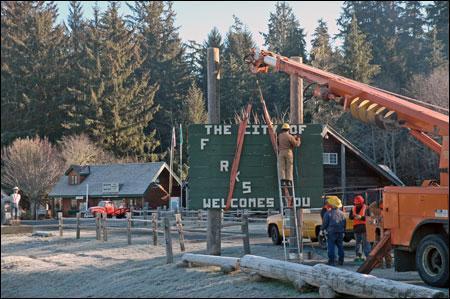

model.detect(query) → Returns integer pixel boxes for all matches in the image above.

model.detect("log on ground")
[239,255,445,298]
[181,253,240,271]
[311,264,446,298]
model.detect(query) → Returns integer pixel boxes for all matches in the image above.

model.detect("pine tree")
[91,1,159,161]
[426,1,449,59]
[204,27,225,51]
[398,1,427,76]
[261,2,307,120]
[337,1,407,90]
[194,27,225,105]
[310,19,336,72]
[60,0,89,134]
[221,16,257,121]
[342,14,380,84]
[425,26,447,72]
[128,1,191,151]
[262,1,307,59]
[182,82,207,124]
[1,1,67,144]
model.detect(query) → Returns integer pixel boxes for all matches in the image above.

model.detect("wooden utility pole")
[290,57,303,124]
[341,144,346,202]
[290,56,303,261]
[207,47,222,255]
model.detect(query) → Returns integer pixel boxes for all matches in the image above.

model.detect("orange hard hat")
[354,195,364,205]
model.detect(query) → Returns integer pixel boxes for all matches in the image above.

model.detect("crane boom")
[245,49,449,187]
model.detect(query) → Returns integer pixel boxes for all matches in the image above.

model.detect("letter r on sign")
[220,160,229,172]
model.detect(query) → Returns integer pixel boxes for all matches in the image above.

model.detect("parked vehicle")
[89,200,129,218]
[267,205,354,248]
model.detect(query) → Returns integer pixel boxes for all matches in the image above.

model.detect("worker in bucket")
[349,195,372,263]
[277,123,301,187]
[321,195,346,266]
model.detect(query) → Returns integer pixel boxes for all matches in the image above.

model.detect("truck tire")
[416,234,449,287]
[270,225,282,245]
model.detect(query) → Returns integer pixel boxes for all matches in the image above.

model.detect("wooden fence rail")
[25,211,252,264]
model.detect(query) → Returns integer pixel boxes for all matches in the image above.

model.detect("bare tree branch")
[1,136,64,219]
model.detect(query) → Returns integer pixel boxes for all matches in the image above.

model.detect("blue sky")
[56,1,344,51]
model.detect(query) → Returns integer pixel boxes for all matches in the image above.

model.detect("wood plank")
[164,217,173,264]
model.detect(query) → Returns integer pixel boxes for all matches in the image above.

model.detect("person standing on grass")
[349,195,371,262]
[10,186,21,220]
[321,195,346,266]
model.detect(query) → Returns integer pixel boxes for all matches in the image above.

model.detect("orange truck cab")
[366,186,449,287]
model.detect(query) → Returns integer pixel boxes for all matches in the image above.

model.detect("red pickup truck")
[89,200,129,218]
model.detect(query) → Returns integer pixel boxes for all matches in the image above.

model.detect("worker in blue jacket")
[321,195,346,266]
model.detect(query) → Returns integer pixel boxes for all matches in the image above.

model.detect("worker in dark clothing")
[321,195,346,266]
[349,195,372,262]
[320,199,332,220]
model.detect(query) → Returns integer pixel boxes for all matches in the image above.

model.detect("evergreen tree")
[1,1,67,144]
[310,19,336,71]
[204,27,225,51]
[220,16,257,121]
[398,1,427,76]
[196,27,225,105]
[262,1,307,59]
[128,1,191,151]
[261,1,307,120]
[426,1,449,59]
[425,26,447,72]
[91,1,159,160]
[337,1,407,90]
[182,82,207,124]
[61,0,89,134]
[341,14,380,84]
[184,40,203,85]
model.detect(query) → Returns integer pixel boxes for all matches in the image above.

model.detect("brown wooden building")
[49,162,181,217]
[322,126,404,205]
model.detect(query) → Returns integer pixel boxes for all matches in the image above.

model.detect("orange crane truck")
[245,49,449,287]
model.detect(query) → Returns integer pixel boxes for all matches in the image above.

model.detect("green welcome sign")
[188,124,323,210]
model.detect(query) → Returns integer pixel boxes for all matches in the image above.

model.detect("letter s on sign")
[243,181,251,194]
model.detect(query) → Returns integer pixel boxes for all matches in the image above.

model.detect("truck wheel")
[416,234,449,287]
[270,225,282,245]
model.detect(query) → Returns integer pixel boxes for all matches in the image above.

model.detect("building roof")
[49,162,181,198]
[65,165,90,176]
[323,125,404,186]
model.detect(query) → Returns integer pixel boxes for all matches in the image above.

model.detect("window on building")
[323,153,338,165]
[71,199,78,209]
[70,175,79,185]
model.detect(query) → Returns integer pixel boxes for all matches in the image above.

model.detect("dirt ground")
[1,223,447,298]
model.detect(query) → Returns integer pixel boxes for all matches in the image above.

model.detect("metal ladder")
[276,149,301,262]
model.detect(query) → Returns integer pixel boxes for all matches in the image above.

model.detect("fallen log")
[180,253,240,272]
[312,263,446,298]
[239,254,314,285]
[239,255,445,298]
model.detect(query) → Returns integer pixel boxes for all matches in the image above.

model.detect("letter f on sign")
[201,138,209,150]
